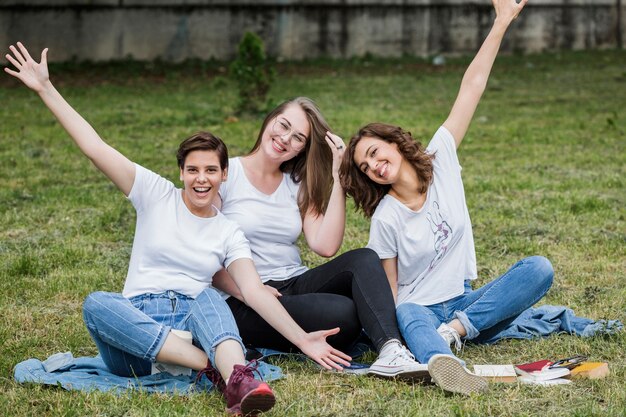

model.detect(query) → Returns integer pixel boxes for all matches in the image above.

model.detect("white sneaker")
[437,323,463,352]
[427,354,488,395]
[367,342,430,381]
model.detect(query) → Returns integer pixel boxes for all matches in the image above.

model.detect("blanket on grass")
[14,353,282,394]
[13,305,622,393]
[476,305,622,344]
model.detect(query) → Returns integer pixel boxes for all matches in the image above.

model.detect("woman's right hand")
[5,41,136,195]
[4,42,50,93]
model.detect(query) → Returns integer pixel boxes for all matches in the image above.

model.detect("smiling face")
[353,135,403,185]
[260,104,311,162]
[179,150,227,217]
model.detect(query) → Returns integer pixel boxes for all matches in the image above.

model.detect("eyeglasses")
[272,118,307,151]
[549,355,587,370]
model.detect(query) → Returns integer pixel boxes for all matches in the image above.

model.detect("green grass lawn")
[1,50,625,416]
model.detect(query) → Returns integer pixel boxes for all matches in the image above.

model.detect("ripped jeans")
[397,256,554,363]
[82,288,244,377]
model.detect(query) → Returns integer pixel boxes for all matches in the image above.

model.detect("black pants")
[226,248,401,353]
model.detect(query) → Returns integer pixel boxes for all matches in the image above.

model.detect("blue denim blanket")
[13,305,622,393]
[13,353,282,394]
[476,305,623,344]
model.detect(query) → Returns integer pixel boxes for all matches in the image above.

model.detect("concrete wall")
[1,0,623,63]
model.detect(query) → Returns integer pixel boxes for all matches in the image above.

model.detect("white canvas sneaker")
[427,354,488,395]
[367,342,430,381]
[437,323,463,351]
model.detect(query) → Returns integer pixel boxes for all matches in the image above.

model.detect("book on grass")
[473,364,517,383]
[570,362,609,379]
[514,360,571,383]
[514,359,552,374]
[519,376,572,386]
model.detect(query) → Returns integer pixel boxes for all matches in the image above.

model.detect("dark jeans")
[226,248,401,353]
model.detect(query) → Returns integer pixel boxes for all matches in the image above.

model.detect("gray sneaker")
[437,323,463,352]
[367,344,430,381]
[428,354,488,395]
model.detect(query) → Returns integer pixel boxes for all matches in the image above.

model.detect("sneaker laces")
[229,359,262,386]
[383,344,417,366]
[396,345,417,363]
[195,359,226,393]
[437,323,463,352]
[378,340,418,365]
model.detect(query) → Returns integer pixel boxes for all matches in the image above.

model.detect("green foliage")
[1,50,625,416]
[229,32,275,114]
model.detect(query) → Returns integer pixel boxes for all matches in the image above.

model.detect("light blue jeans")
[82,288,245,377]
[397,256,554,364]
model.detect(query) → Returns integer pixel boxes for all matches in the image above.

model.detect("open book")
[472,364,517,383]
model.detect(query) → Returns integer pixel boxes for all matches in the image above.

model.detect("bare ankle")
[448,319,467,338]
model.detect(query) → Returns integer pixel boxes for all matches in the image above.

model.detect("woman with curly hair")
[212,97,426,379]
[341,0,554,395]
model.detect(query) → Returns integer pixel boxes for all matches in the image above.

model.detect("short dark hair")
[177,132,228,170]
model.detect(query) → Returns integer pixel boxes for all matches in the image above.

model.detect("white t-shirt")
[122,164,252,299]
[367,126,477,306]
[219,157,308,282]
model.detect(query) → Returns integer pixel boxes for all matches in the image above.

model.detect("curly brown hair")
[249,97,333,217]
[340,123,435,218]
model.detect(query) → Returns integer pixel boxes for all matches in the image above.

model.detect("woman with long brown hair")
[340,0,554,395]
[213,97,426,379]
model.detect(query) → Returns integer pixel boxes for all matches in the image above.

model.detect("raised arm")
[4,43,135,195]
[302,132,346,257]
[442,0,527,147]
[227,258,352,370]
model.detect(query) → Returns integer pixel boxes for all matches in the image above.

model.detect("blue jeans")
[82,288,244,377]
[397,256,554,363]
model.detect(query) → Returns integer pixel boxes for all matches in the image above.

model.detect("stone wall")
[0,0,623,62]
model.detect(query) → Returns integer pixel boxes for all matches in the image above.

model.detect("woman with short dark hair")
[5,42,350,416]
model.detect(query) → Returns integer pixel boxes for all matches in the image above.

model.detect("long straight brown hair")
[248,97,333,217]
[340,123,435,218]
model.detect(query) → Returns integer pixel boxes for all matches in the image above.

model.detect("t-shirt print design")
[426,201,452,271]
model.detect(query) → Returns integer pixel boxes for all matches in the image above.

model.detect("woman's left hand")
[298,327,352,371]
[264,284,282,298]
[324,131,346,182]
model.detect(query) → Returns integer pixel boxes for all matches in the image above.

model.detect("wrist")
[37,80,54,95]
[492,17,512,31]
[292,332,308,350]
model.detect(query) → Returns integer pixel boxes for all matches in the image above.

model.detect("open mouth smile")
[271,138,287,153]
[377,162,389,178]
[193,186,211,195]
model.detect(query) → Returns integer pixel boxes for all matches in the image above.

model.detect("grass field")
[0,49,625,416]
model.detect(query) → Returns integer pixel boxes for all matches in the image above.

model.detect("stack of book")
[514,359,572,385]
[472,357,609,385]
[472,364,518,383]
